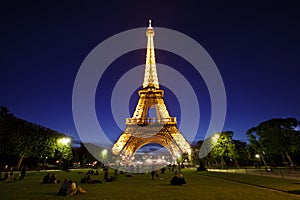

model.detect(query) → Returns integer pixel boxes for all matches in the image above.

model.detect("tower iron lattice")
[111,20,191,161]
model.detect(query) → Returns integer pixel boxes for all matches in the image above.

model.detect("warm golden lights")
[112,20,191,161]
[143,19,159,89]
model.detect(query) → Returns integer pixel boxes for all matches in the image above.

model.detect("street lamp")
[212,133,220,144]
[254,154,261,168]
[101,149,108,164]
[59,137,71,145]
[58,137,71,169]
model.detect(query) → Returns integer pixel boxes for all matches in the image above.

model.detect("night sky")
[1,1,300,145]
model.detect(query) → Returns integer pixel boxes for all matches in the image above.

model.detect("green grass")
[202,171,300,192]
[1,169,300,200]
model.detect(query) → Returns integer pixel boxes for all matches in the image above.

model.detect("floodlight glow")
[212,133,220,144]
[102,149,108,155]
[59,137,71,145]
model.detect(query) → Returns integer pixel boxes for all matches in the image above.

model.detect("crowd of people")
[1,164,187,198]
[150,167,187,185]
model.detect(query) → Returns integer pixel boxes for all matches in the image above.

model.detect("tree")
[191,140,206,171]
[0,108,37,168]
[207,131,237,168]
[246,118,300,166]
[232,140,249,166]
[0,106,72,168]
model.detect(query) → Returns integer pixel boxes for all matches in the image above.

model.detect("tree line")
[1,106,300,169]
[192,117,300,168]
[0,106,72,169]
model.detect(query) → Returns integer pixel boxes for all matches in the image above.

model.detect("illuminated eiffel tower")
[112,20,191,161]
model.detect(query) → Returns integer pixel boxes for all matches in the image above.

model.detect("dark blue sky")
[1,1,300,144]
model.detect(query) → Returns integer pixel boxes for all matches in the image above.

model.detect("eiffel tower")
[112,20,191,161]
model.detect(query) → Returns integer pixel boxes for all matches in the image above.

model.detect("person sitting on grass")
[1,168,9,181]
[57,179,69,196]
[41,173,51,183]
[5,171,15,183]
[81,174,102,184]
[66,180,86,196]
[0,171,6,181]
[170,170,187,186]
[50,173,60,183]
[105,175,114,182]
[0,171,9,181]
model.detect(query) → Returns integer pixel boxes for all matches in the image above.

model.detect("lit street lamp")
[254,154,261,168]
[101,149,108,164]
[211,133,221,145]
[59,137,71,145]
[58,137,71,169]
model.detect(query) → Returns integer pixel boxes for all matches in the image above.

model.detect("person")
[170,170,186,186]
[155,169,160,178]
[0,171,5,181]
[103,166,109,180]
[87,174,102,183]
[5,171,15,182]
[4,171,9,180]
[105,175,114,182]
[19,166,26,180]
[41,173,51,183]
[66,180,86,196]
[1,166,9,181]
[80,175,89,183]
[151,170,155,180]
[50,173,60,183]
[57,179,69,196]
[114,169,118,180]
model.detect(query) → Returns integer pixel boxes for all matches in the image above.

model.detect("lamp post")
[101,149,108,164]
[58,137,71,169]
[255,154,260,167]
[60,137,71,146]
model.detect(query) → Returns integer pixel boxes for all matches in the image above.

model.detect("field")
[1,169,300,200]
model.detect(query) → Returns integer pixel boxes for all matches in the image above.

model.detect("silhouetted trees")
[2,105,300,169]
[72,143,97,167]
[247,118,300,166]
[205,131,238,168]
[192,118,300,168]
[0,106,72,169]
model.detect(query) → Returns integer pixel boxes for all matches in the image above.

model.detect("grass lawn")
[202,171,300,193]
[1,169,300,200]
